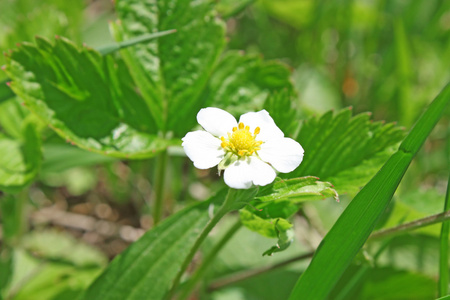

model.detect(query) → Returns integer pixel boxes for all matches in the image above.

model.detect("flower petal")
[224,156,276,189]
[182,131,225,169]
[197,107,238,137]
[258,137,304,173]
[239,110,284,142]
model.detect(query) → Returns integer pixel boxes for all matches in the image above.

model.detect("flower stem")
[153,150,168,225]
[167,189,238,299]
[177,219,242,300]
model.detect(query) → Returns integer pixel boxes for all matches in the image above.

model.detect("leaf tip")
[348,106,353,110]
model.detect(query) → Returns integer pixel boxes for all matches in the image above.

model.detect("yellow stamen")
[220,122,263,157]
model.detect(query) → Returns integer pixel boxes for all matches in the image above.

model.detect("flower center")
[220,122,263,157]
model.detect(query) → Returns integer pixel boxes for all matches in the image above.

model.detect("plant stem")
[438,176,450,297]
[369,210,450,240]
[153,150,168,225]
[178,219,242,300]
[209,251,315,291]
[167,189,238,299]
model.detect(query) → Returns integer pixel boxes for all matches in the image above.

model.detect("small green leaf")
[0,123,41,193]
[290,108,405,195]
[262,221,295,256]
[5,37,175,159]
[84,190,228,300]
[257,176,339,203]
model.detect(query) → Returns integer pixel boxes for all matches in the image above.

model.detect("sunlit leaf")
[290,108,405,194]
[111,0,226,135]
[4,36,175,159]
[0,122,41,193]
[204,51,293,117]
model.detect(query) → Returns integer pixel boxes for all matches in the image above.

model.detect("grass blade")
[288,83,450,300]
[439,176,450,297]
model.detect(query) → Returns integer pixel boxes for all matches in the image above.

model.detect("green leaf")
[263,89,299,137]
[288,83,450,300]
[0,98,28,139]
[262,221,295,256]
[111,0,226,135]
[240,208,293,239]
[0,122,41,193]
[382,188,446,237]
[41,143,116,173]
[330,265,437,300]
[0,80,15,105]
[290,108,405,195]
[22,229,108,268]
[4,36,175,159]
[257,176,339,203]
[84,190,228,300]
[216,0,255,19]
[8,249,103,300]
[204,51,294,117]
[240,177,337,255]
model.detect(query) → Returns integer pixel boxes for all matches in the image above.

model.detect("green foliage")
[0,122,41,193]
[239,177,338,255]
[290,108,406,194]
[263,89,299,137]
[288,83,450,300]
[204,51,293,117]
[257,176,338,203]
[84,190,227,300]
[110,0,226,135]
[330,265,437,300]
[4,36,175,159]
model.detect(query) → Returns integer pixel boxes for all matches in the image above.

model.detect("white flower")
[182,107,304,189]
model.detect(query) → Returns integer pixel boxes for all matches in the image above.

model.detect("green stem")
[167,189,238,299]
[369,210,450,240]
[153,151,168,225]
[438,176,450,297]
[178,219,242,300]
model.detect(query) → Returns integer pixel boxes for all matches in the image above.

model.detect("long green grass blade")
[439,176,450,297]
[288,83,450,300]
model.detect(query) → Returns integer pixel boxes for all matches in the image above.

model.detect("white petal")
[223,156,276,189]
[247,156,277,186]
[182,131,225,169]
[197,107,237,138]
[258,138,304,173]
[239,110,284,141]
